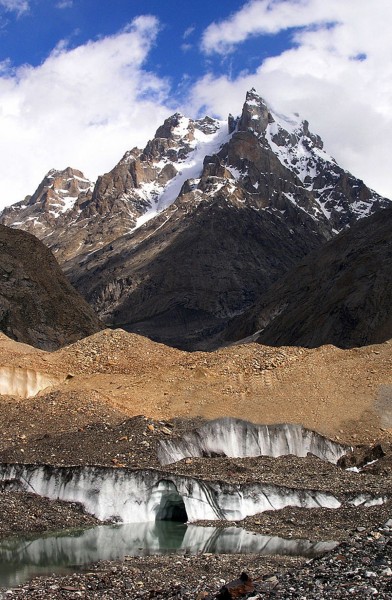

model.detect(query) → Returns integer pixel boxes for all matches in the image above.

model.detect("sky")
[0,0,391,208]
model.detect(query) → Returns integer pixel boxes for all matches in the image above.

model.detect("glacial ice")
[0,366,64,398]
[0,421,382,533]
[0,463,343,523]
[157,418,348,466]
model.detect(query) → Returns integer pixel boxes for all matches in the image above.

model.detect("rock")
[216,572,254,599]
[384,519,392,528]
[0,225,102,350]
[226,204,392,350]
[338,444,387,471]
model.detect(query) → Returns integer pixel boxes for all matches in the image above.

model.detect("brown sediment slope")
[0,328,390,445]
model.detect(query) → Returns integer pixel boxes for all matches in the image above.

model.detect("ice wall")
[0,366,64,398]
[0,463,351,524]
[158,418,348,465]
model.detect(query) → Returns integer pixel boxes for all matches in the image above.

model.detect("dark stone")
[338,444,387,470]
[215,572,254,599]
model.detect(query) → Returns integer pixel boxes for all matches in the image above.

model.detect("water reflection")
[0,522,338,589]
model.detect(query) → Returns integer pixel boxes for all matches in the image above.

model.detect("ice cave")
[154,480,188,522]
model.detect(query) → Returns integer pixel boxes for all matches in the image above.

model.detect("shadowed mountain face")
[0,225,102,350]
[67,195,325,350]
[1,89,389,350]
[225,205,392,349]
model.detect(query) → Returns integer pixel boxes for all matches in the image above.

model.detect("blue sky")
[2,1,292,86]
[0,0,391,207]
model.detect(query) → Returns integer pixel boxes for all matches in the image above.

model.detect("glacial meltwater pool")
[0,521,338,589]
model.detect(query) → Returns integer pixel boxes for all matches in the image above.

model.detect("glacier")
[157,418,348,466]
[0,366,65,398]
[0,462,386,525]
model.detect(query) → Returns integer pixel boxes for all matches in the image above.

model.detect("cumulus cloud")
[0,16,172,207]
[0,0,29,15]
[193,0,392,198]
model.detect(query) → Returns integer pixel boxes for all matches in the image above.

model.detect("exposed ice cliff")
[0,463,385,524]
[158,418,348,465]
[0,366,65,398]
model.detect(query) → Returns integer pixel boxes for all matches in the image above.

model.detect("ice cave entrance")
[155,480,188,523]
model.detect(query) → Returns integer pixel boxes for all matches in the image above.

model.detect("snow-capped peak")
[1,88,388,261]
[135,118,230,227]
[171,115,191,139]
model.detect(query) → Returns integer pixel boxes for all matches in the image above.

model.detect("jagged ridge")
[1,90,389,350]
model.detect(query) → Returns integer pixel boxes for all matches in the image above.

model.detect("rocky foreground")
[0,331,391,598]
[0,328,391,444]
[0,438,392,598]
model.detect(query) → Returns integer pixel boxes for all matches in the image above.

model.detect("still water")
[0,521,337,589]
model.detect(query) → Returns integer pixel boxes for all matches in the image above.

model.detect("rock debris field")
[0,329,391,598]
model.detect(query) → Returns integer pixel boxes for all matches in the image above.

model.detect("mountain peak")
[238,89,274,134]
[154,113,190,140]
[0,87,389,283]
[0,88,389,351]
[28,167,93,210]
[246,87,267,104]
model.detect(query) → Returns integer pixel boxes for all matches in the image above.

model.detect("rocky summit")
[1,89,390,349]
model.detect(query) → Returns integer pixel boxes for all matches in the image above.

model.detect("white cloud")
[183,26,195,39]
[0,16,172,208]
[192,0,392,198]
[182,25,196,40]
[0,0,29,15]
[56,0,73,8]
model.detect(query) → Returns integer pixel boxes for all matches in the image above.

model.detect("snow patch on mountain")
[265,120,335,185]
[135,120,229,228]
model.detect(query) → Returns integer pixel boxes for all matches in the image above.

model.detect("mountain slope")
[0,225,102,350]
[67,191,324,349]
[1,89,389,349]
[226,204,392,349]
